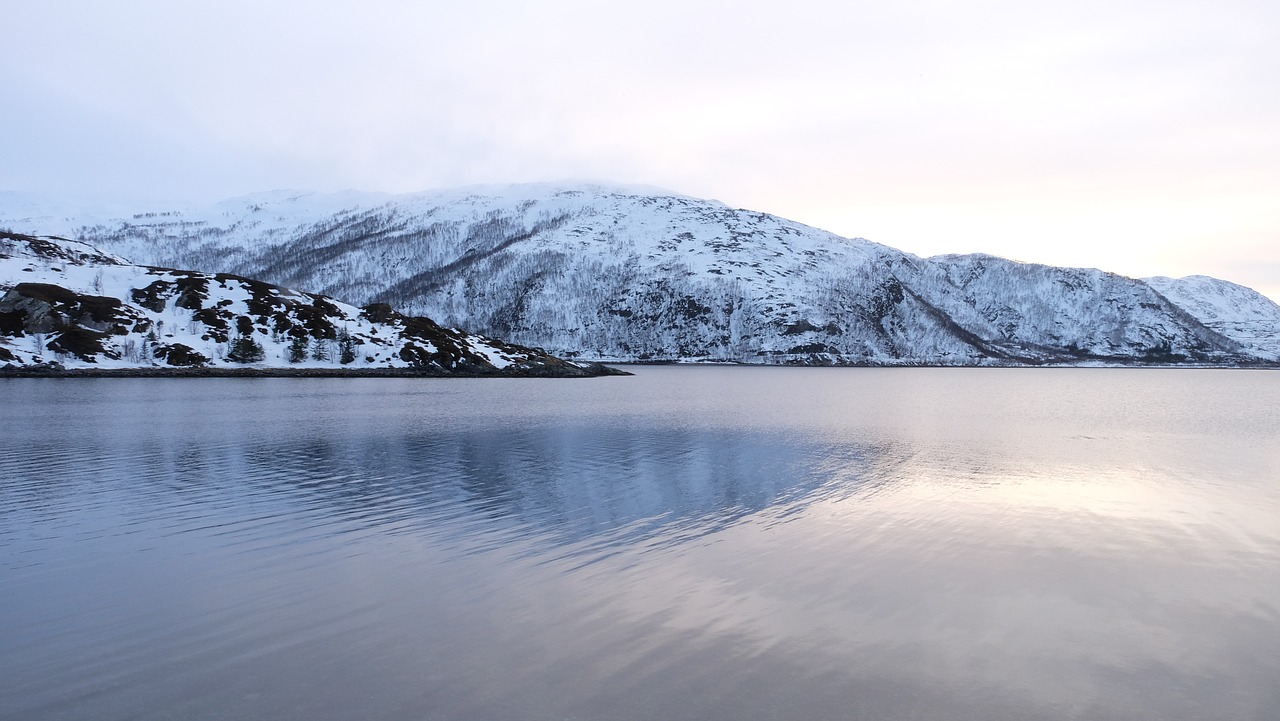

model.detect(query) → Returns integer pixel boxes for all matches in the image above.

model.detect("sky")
[4,0,1278,300]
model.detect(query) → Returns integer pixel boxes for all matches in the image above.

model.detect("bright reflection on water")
[2,367,1279,720]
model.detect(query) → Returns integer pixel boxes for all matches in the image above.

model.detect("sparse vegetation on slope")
[5,184,1276,366]
[0,231,623,377]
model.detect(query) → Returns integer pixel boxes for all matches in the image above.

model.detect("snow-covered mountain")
[1,183,1273,366]
[1143,275,1280,362]
[0,231,615,376]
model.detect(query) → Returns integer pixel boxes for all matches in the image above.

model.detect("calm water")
[2,367,1279,720]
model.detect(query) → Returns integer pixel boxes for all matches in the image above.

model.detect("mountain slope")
[1144,275,1280,361]
[0,231,614,376]
[1,184,1270,366]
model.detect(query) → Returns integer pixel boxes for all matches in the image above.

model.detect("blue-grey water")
[2,367,1279,720]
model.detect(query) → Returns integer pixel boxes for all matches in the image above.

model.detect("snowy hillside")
[1144,275,1280,361]
[0,231,615,376]
[1,183,1273,366]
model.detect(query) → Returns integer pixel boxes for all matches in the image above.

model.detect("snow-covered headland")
[0,231,622,377]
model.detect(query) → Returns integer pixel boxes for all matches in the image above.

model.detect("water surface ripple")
[2,368,1279,720]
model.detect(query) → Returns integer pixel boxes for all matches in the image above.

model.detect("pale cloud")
[2,0,1278,298]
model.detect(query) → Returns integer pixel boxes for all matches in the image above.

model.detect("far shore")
[6,360,1277,378]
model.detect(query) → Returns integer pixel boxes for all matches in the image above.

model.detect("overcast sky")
[4,0,1278,299]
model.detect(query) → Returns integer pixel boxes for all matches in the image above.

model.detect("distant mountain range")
[3,183,1278,367]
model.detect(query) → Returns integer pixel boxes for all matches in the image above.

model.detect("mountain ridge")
[2,183,1276,367]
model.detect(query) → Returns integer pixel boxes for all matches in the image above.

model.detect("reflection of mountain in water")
[227,427,905,555]
[1,383,919,566]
